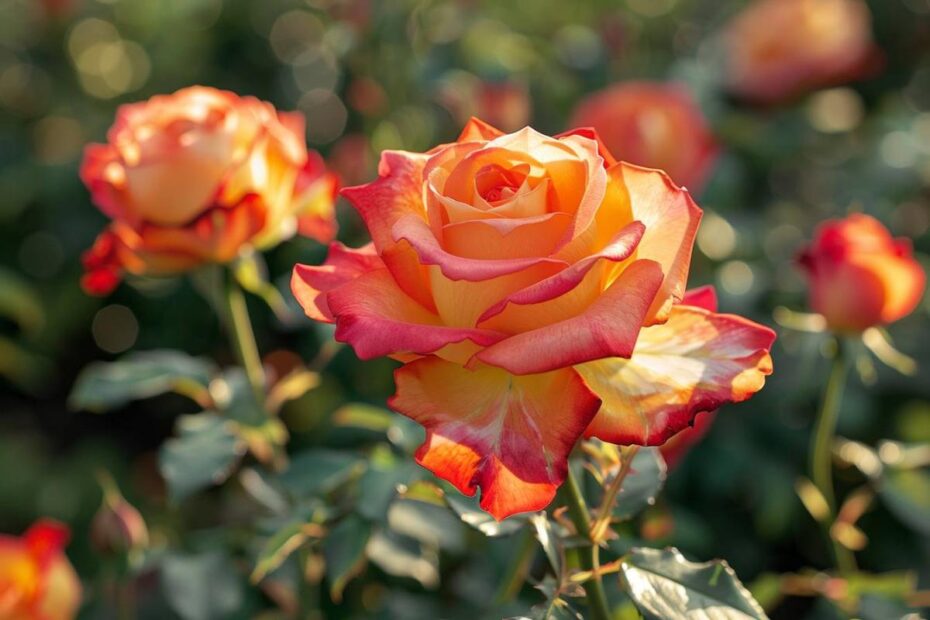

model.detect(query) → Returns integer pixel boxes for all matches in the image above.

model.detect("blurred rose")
[724,0,879,104]
[799,214,925,332]
[292,118,774,519]
[438,77,530,133]
[0,520,81,620]
[329,134,376,186]
[659,410,716,470]
[80,86,338,295]
[569,82,719,193]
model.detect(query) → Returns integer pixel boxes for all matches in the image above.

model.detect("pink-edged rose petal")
[579,304,775,445]
[326,268,506,360]
[389,357,601,520]
[291,242,381,322]
[473,259,664,375]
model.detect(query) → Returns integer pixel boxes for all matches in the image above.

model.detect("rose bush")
[723,0,878,104]
[568,82,719,193]
[81,86,338,295]
[292,119,775,519]
[799,213,926,332]
[0,520,81,620]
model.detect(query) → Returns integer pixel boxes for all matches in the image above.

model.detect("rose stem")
[561,467,612,620]
[590,445,640,543]
[810,337,857,574]
[223,267,267,408]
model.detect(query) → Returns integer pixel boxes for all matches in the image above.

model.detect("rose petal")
[614,162,702,324]
[681,285,718,312]
[393,214,567,281]
[477,220,645,323]
[473,259,664,375]
[341,150,436,310]
[291,242,381,323]
[327,268,506,361]
[441,212,572,260]
[457,117,506,142]
[578,304,775,445]
[389,357,601,520]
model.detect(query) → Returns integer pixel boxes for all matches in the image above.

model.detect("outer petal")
[681,285,718,312]
[473,259,664,375]
[327,268,506,361]
[389,357,601,520]
[578,305,775,445]
[457,117,505,142]
[615,163,702,324]
[80,195,267,295]
[341,150,436,310]
[291,242,381,323]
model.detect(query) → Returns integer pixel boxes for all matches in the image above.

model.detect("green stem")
[223,269,266,408]
[561,468,612,620]
[810,339,857,574]
[494,527,537,604]
[591,446,640,542]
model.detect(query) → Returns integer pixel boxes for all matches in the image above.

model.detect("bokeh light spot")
[92,304,139,354]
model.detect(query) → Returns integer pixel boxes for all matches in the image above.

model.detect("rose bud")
[798,214,926,333]
[569,82,719,193]
[292,118,775,519]
[0,519,81,619]
[723,0,879,104]
[91,483,149,556]
[80,86,339,295]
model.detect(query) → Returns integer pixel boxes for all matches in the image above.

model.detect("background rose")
[568,82,719,194]
[293,119,775,519]
[0,520,81,620]
[723,0,879,104]
[80,86,338,295]
[799,214,926,333]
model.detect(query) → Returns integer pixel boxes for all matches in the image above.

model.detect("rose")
[80,86,338,295]
[723,0,878,104]
[568,82,719,193]
[292,118,775,519]
[0,520,81,620]
[799,214,925,333]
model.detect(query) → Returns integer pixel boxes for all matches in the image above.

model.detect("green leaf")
[614,448,667,520]
[331,403,395,433]
[879,467,930,535]
[161,551,244,620]
[0,267,43,333]
[387,498,466,552]
[357,451,418,521]
[251,521,312,583]
[620,547,768,620]
[70,350,216,412]
[531,514,562,577]
[446,492,528,537]
[324,515,372,602]
[159,414,246,502]
[366,528,439,589]
[279,449,365,497]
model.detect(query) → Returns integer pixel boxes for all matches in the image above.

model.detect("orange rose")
[568,82,719,193]
[0,520,81,620]
[799,214,925,333]
[80,86,338,295]
[724,0,879,104]
[292,119,775,519]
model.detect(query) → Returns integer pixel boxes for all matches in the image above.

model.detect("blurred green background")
[1,0,929,618]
